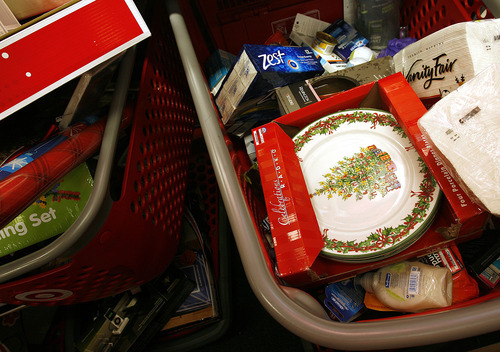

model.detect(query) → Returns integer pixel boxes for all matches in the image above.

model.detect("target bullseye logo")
[15,289,73,302]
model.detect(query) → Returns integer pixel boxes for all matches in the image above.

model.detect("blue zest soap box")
[215,44,324,126]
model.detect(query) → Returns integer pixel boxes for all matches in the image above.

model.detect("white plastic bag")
[418,63,500,216]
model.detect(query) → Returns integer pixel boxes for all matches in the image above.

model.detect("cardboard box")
[289,13,346,73]
[0,162,93,258]
[252,73,488,288]
[161,207,219,333]
[215,44,324,127]
[0,0,151,121]
[324,19,369,61]
[204,49,236,95]
[276,56,395,115]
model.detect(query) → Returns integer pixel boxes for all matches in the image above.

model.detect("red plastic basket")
[184,0,497,280]
[169,0,500,349]
[0,1,196,306]
[401,0,494,39]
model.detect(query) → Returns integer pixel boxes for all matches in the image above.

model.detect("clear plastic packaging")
[355,0,400,51]
[355,261,453,313]
[418,63,500,216]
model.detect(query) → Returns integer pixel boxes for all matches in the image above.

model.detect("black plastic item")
[149,197,232,352]
[458,229,500,267]
[459,229,500,289]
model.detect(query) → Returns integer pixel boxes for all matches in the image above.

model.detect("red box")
[252,73,489,288]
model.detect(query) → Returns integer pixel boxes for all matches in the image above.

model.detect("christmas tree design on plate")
[310,145,401,201]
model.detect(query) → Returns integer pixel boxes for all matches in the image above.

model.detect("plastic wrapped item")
[377,37,416,58]
[323,19,369,62]
[0,162,93,259]
[324,279,365,322]
[419,246,479,305]
[347,46,375,67]
[393,19,500,102]
[418,63,500,216]
[355,261,453,313]
[355,0,400,51]
[363,246,479,311]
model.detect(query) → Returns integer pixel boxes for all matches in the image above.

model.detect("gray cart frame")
[166,0,500,350]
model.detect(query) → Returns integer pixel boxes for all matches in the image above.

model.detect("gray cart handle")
[166,1,500,350]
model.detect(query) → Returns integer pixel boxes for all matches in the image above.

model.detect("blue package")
[0,115,98,181]
[215,44,324,126]
[324,279,365,322]
[324,19,369,61]
[0,134,68,181]
[204,49,237,93]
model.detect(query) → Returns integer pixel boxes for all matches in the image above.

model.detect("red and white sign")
[0,0,150,120]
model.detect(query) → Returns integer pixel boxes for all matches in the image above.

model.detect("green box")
[0,162,93,258]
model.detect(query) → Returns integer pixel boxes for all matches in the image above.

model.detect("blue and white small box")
[324,278,365,322]
[215,44,324,126]
[324,19,369,61]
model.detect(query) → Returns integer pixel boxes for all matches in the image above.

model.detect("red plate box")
[252,72,489,288]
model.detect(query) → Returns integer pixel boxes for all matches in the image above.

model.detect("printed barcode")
[408,267,420,295]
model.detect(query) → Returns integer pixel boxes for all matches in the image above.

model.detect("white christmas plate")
[293,109,441,262]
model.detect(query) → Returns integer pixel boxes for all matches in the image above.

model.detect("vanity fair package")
[393,19,500,105]
[418,63,500,216]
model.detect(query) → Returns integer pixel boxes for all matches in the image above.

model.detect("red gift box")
[253,72,489,288]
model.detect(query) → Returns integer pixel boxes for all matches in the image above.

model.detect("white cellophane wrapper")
[418,63,500,216]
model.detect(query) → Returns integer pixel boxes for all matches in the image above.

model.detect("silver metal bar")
[166,1,500,349]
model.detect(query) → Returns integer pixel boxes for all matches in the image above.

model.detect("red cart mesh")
[401,0,494,39]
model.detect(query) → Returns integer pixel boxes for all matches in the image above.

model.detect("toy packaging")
[0,162,93,258]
